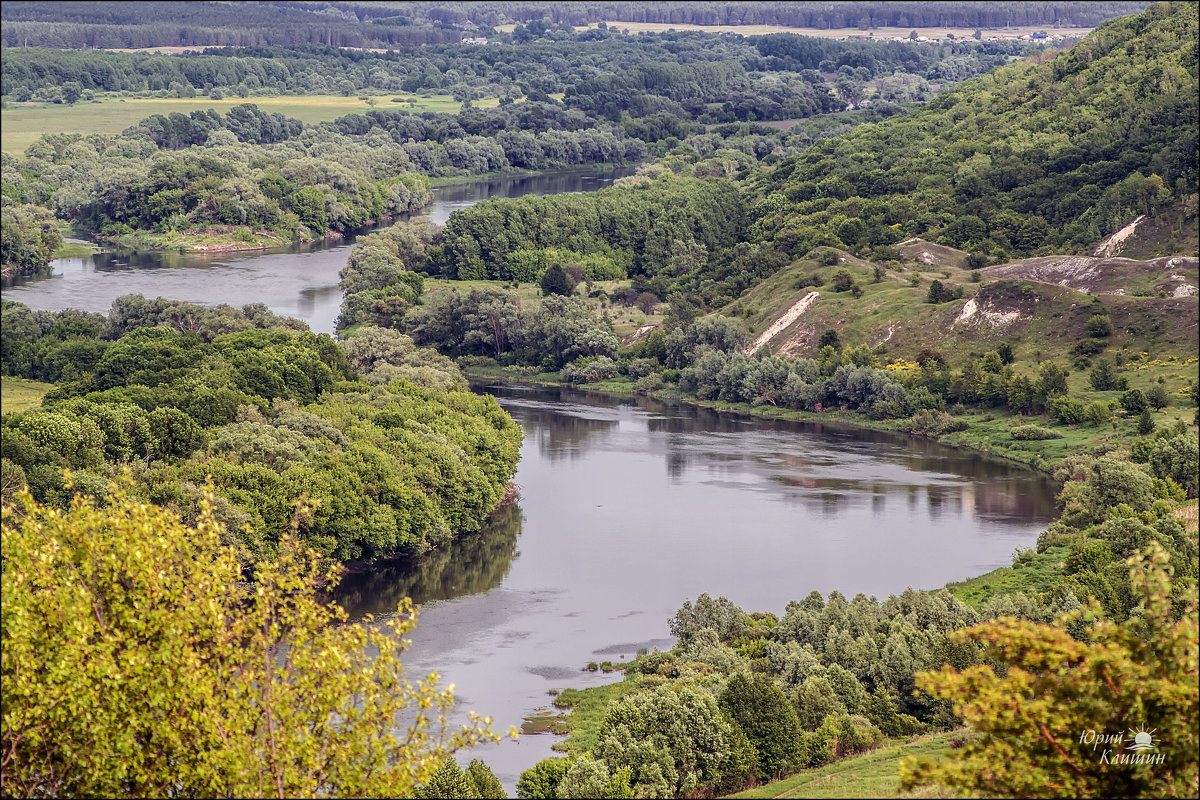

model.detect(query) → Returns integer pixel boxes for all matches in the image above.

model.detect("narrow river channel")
[1,166,636,333]
[335,382,1058,792]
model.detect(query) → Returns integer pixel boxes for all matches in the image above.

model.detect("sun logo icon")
[1126,725,1158,752]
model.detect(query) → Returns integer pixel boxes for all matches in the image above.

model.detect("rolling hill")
[747,1,1199,261]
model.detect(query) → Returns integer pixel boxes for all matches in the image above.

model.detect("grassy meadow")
[1,93,500,153]
[0,377,54,414]
[727,732,957,799]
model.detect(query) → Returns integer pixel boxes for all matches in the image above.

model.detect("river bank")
[4,167,638,332]
[334,380,1058,791]
[463,365,1084,478]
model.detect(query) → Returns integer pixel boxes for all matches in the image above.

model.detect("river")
[1,167,636,334]
[334,382,1058,792]
[6,165,1059,794]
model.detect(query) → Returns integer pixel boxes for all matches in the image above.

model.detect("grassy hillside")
[724,247,1199,373]
[0,376,54,413]
[749,1,1199,259]
[727,732,958,799]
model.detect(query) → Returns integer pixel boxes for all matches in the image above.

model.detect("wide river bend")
[335,383,1057,791]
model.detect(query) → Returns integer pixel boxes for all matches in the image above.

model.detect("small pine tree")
[719,673,806,780]
[927,279,945,303]
[540,263,575,296]
[1137,407,1155,434]
[416,757,473,798]
[465,759,506,799]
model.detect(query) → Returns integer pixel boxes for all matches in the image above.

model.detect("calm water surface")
[335,383,1058,792]
[1,167,635,333]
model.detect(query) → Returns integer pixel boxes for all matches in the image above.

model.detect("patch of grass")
[549,680,637,754]
[50,241,99,259]
[728,731,958,799]
[945,546,1073,607]
[1,93,499,153]
[520,708,571,737]
[1,377,54,413]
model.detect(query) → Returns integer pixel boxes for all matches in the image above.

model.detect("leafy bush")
[1048,396,1085,425]
[1010,425,1063,440]
[1083,401,1110,426]
[517,758,572,800]
[904,410,968,437]
[900,544,1198,799]
[1087,314,1113,337]
[1120,389,1149,413]
[1149,434,1199,497]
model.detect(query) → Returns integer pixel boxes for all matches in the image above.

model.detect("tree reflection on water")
[334,502,523,620]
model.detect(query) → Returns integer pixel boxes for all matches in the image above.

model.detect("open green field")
[1,93,500,153]
[0,377,54,414]
[727,732,956,799]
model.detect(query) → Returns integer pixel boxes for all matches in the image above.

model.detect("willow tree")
[900,543,1198,799]
[1,478,508,798]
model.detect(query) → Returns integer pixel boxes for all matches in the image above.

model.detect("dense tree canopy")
[0,298,522,566]
[0,203,62,275]
[436,176,746,280]
[2,121,431,240]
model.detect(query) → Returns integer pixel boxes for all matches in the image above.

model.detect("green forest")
[0,1,1152,49]
[751,3,1198,257]
[1,1,1197,798]
[1,297,521,565]
[2,23,1056,266]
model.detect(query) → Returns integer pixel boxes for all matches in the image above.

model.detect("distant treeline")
[0,1,460,49]
[2,33,1031,109]
[405,1,1153,29]
[0,1,1152,50]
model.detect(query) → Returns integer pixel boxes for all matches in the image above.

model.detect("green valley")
[2,2,1196,799]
